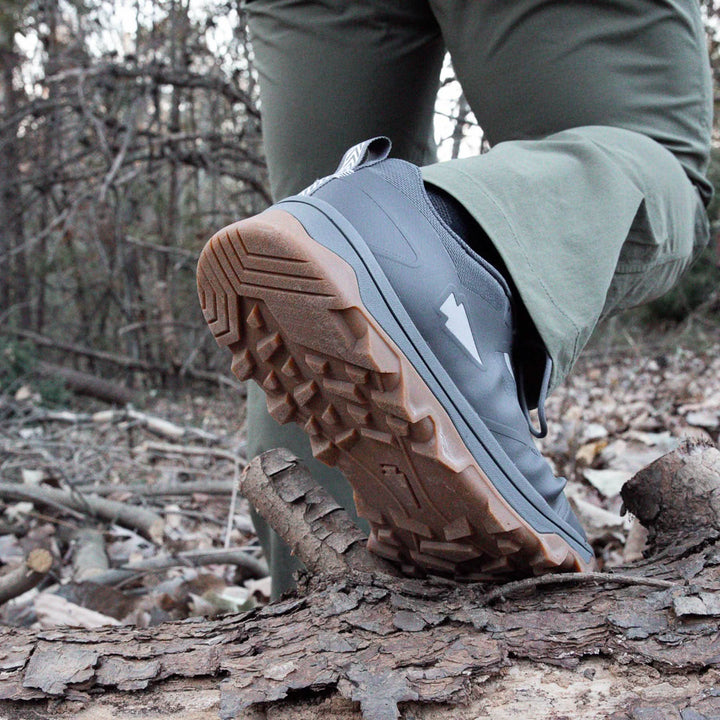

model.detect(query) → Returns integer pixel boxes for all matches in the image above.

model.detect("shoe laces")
[518,355,552,439]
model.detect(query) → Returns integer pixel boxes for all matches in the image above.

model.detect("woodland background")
[1,0,720,631]
[1,0,720,395]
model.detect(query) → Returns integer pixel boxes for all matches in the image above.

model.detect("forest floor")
[1,316,719,629]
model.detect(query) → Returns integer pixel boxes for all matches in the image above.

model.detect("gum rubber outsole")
[197,209,592,580]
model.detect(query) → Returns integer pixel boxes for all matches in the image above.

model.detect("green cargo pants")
[242,0,713,598]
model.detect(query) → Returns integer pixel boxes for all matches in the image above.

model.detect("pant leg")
[244,0,445,598]
[247,0,445,200]
[424,0,712,389]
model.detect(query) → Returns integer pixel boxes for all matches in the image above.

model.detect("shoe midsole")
[277,195,593,562]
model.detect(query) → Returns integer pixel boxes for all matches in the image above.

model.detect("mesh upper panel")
[369,160,511,299]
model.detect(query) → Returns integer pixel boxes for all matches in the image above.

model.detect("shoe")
[197,137,594,579]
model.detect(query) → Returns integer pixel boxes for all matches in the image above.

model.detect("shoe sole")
[197,207,592,579]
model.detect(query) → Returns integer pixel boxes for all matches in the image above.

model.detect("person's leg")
[200,0,711,584]
[425,0,712,389]
[247,0,444,201]
[243,0,445,597]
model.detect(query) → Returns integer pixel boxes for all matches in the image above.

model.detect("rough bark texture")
[1,441,719,720]
[621,438,720,550]
[239,449,398,578]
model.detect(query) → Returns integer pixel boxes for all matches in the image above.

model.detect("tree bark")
[1,440,719,720]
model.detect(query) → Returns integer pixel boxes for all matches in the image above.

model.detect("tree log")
[37,361,138,405]
[0,441,719,719]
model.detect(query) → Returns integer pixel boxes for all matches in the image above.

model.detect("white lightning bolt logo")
[440,293,483,367]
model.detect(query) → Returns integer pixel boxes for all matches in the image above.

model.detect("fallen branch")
[37,361,137,406]
[16,329,155,371]
[0,548,53,605]
[11,328,245,391]
[125,408,220,443]
[239,449,397,578]
[71,528,110,582]
[136,440,243,462]
[0,483,164,543]
[88,547,268,586]
[28,407,224,445]
[72,479,235,497]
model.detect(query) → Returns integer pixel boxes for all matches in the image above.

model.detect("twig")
[479,571,678,606]
[124,234,196,259]
[72,480,235,497]
[162,507,228,526]
[88,547,268,586]
[32,409,94,423]
[17,510,79,530]
[136,441,243,463]
[125,409,219,443]
[0,483,164,543]
[224,458,241,549]
[46,62,260,117]
[0,549,53,606]
[99,99,139,203]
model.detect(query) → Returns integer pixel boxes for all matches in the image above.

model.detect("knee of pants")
[603,184,710,317]
[434,0,713,205]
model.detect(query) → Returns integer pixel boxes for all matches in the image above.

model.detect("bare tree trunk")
[0,19,31,327]
[148,0,190,372]
[35,0,64,334]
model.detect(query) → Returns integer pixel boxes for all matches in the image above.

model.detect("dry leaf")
[685,410,719,429]
[575,439,608,466]
[583,468,633,498]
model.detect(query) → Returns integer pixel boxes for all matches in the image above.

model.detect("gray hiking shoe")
[197,137,594,579]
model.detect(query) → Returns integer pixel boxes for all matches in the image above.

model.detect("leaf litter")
[1,332,719,627]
